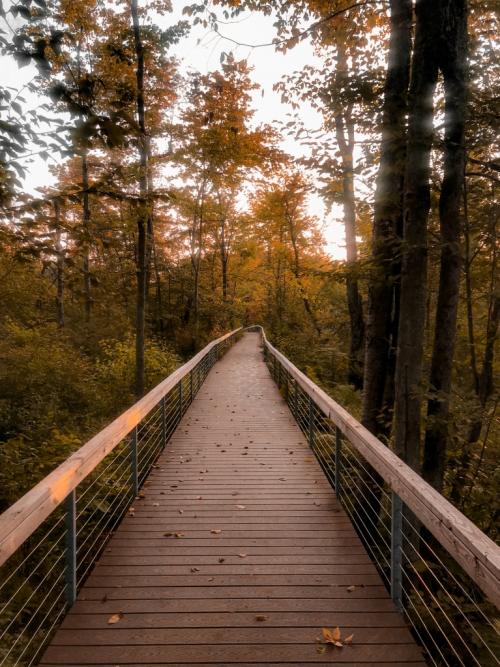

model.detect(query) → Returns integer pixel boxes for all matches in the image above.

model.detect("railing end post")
[391,491,403,612]
[130,426,139,498]
[64,489,77,608]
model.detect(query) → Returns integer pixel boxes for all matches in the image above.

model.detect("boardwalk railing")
[256,326,500,667]
[0,328,241,667]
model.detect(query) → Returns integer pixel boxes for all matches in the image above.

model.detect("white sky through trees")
[2,0,347,259]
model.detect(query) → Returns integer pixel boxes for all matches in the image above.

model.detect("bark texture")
[82,150,92,323]
[394,0,439,470]
[334,41,365,389]
[362,0,412,438]
[423,0,468,490]
[131,0,150,398]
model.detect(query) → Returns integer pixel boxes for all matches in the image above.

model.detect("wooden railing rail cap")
[0,327,241,567]
[257,326,500,609]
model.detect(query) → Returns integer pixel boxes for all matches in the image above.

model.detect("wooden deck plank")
[40,332,423,666]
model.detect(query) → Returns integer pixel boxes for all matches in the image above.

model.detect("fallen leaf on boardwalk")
[208,577,215,582]
[178,510,183,514]
[323,627,341,642]
[197,496,203,500]
[316,646,327,654]
[107,612,123,624]
[128,507,135,513]
[218,557,225,563]
[321,627,353,648]
[238,553,247,558]
[163,532,173,537]
[279,477,286,481]
[174,532,184,538]
[152,502,160,507]
[190,567,200,573]
[255,615,268,621]
[211,529,222,534]
[236,505,246,509]
[138,491,146,498]
[101,594,108,603]
[346,585,356,592]
[231,492,238,496]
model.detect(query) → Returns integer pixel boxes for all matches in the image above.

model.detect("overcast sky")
[2,0,347,258]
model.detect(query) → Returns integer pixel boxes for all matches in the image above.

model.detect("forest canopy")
[0,0,498,541]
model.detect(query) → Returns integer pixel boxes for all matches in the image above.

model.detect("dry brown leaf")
[190,567,200,573]
[316,646,327,654]
[255,615,268,621]
[211,529,222,534]
[236,505,246,509]
[107,612,123,625]
[346,585,356,592]
[163,532,173,537]
[344,634,354,644]
[238,553,247,558]
[322,627,343,646]
[174,532,184,538]
[218,557,225,563]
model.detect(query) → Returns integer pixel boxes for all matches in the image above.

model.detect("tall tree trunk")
[423,0,468,490]
[450,229,498,503]
[82,149,92,323]
[54,199,65,328]
[362,0,412,438]
[394,0,439,470]
[131,0,150,398]
[334,42,365,389]
[285,202,321,336]
[220,217,229,301]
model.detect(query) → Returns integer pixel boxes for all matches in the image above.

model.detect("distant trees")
[0,0,497,530]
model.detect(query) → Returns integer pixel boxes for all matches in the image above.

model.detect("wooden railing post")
[64,490,77,607]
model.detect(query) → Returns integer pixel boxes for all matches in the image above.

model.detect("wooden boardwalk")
[40,333,424,666]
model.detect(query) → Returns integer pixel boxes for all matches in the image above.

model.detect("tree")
[422,0,468,490]
[362,0,412,438]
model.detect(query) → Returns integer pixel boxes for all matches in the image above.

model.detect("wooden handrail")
[257,326,500,609]
[0,328,241,567]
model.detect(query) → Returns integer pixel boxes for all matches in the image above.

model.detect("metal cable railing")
[0,328,241,667]
[259,327,500,667]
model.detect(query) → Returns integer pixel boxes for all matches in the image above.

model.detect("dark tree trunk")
[423,0,468,491]
[54,199,65,328]
[131,0,150,398]
[362,0,412,438]
[394,0,439,470]
[334,42,365,389]
[450,282,498,503]
[82,150,92,323]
